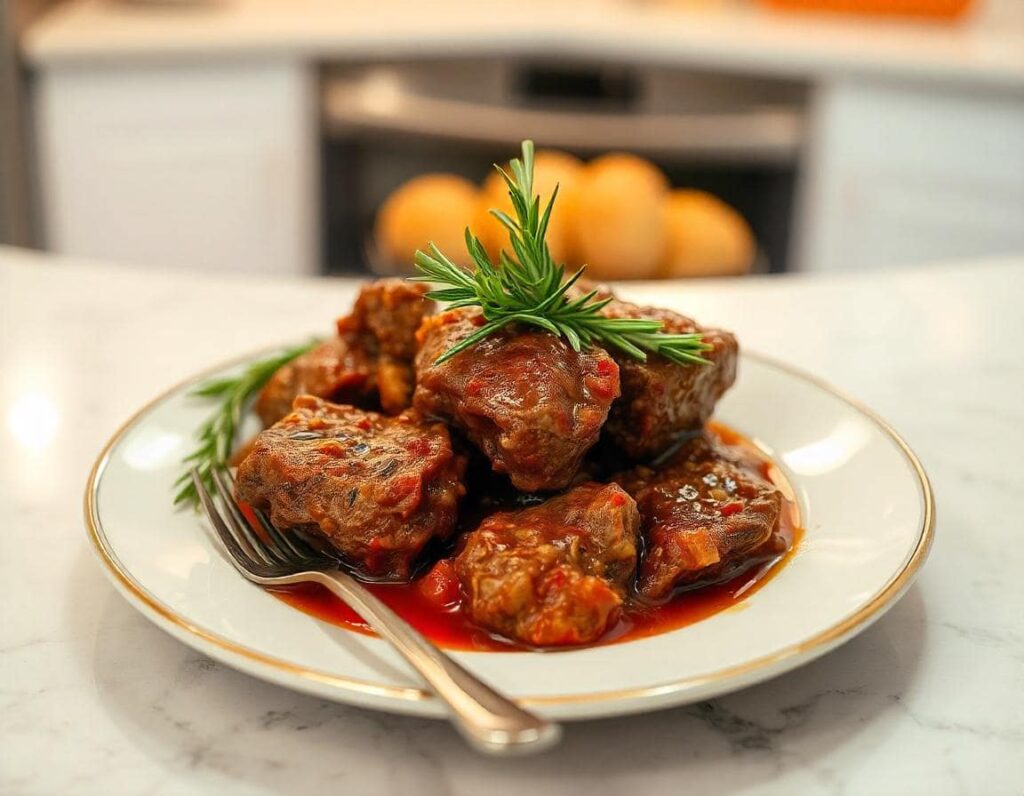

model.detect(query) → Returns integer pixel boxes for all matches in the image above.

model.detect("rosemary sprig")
[411,140,713,366]
[173,341,317,508]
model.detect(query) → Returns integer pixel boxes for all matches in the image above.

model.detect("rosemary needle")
[411,140,713,367]
[173,340,317,508]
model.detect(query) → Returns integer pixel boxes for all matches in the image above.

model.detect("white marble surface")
[1,247,1022,794]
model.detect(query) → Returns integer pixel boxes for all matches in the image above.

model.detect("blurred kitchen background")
[2,0,1023,280]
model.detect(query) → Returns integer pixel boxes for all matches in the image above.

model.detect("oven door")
[321,60,806,275]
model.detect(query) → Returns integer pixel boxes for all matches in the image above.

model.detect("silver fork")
[191,468,562,756]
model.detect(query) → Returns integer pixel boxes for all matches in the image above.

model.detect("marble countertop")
[1,247,1022,794]
[23,0,1024,90]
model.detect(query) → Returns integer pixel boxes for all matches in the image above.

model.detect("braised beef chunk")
[255,336,377,427]
[414,309,620,492]
[602,300,738,460]
[256,280,432,426]
[341,278,430,361]
[616,434,783,602]
[455,483,639,646]
[341,279,433,415]
[236,395,465,581]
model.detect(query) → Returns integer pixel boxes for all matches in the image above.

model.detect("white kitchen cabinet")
[34,60,318,275]
[796,79,1024,272]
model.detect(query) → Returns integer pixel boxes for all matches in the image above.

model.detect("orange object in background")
[374,152,759,280]
[475,149,583,268]
[661,190,755,278]
[374,174,479,269]
[758,0,974,20]
[572,153,670,281]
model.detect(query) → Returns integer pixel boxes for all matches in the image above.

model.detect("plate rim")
[83,347,935,711]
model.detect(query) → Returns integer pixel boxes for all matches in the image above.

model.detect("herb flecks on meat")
[235,396,466,581]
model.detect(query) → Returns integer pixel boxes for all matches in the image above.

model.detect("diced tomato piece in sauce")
[720,501,744,517]
[417,560,461,608]
[404,437,433,457]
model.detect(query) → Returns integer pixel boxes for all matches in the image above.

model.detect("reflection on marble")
[2,248,1023,794]
[7,389,60,450]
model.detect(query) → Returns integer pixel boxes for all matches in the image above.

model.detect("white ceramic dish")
[85,350,933,721]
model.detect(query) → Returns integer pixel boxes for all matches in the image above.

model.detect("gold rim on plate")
[83,349,935,711]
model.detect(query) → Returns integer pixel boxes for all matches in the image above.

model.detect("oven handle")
[323,74,802,163]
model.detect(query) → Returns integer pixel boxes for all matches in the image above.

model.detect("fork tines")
[191,468,320,577]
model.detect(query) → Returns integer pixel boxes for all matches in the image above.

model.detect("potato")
[572,154,669,280]
[474,149,583,267]
[375,174,479,269]
[661,190,755,278]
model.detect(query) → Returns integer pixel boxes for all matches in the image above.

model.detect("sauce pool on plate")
[267,421,802,651]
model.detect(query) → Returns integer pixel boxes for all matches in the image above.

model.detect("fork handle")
[306,569,562,755]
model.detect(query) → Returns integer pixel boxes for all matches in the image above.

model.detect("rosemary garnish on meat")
[173,341,317,508]
[411,140,713,366]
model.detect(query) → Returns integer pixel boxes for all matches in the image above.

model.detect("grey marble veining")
[1,248,1022,795]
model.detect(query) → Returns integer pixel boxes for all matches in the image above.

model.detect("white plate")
[85,350,933,721]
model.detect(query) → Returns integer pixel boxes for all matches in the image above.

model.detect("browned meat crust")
[413,309,620,491]
[602,299,738,459]
[256,280,432,426]
[455,482,639,646]
[254,335,377,428]
[236,395,465,581]
[615,434,783,602]
[341,278,429,361]
[341,279,433,415]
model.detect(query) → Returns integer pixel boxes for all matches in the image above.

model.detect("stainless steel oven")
[320,58,807,275]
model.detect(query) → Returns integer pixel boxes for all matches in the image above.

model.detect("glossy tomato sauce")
[267,421,802,651]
